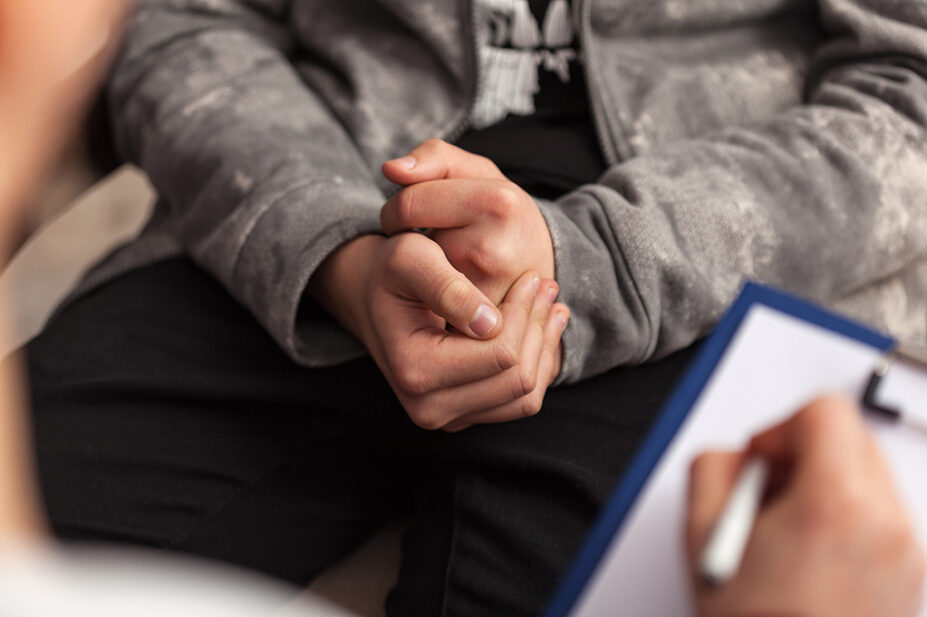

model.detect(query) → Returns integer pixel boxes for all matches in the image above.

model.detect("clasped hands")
[310,140,568,432]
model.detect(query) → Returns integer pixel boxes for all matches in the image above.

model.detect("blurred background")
[0,124,401,617]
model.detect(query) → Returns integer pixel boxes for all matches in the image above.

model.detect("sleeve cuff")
[536,192,652,384]
[231,181,383,368]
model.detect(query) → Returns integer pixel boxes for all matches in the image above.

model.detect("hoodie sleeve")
[107,0,382,366]
[541,0,927,384]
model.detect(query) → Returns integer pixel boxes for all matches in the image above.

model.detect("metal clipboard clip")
[862,342,927,433]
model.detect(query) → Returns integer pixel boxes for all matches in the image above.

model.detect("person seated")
[16,1,927,615]
[4,3,917,617]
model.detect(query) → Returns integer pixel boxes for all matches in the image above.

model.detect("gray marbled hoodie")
[90,0,927,384]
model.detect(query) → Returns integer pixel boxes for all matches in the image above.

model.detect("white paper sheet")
[571,305,927,616]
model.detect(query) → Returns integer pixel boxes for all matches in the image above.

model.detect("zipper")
[575,0,621,166]
[443,0,623,167]
[443,0,479,145]
[444,0,618,166]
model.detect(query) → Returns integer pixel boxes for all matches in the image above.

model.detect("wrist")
[307,234,384,342]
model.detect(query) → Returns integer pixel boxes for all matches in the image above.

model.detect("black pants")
[24,258,697,617]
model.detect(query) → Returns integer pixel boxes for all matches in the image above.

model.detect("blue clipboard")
[543,282,895,617]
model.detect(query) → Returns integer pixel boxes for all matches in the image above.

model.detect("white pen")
[698,457,769,586]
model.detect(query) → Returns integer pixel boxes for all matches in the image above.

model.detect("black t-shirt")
[456,0,606,200]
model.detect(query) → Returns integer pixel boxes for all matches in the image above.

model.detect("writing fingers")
[685,451,748,564]
[748,396,877,494]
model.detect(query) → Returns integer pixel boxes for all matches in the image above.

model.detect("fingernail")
[547,286,559,307]
[532,276,541,295]
[470,304,499,337]
[390,156,417,170]
[556,312,569,331]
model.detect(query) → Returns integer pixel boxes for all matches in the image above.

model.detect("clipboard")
[545,282,927,617]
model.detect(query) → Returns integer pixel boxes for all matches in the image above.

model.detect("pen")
[698,457,769,586]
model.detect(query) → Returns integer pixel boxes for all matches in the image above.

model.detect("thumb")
[382,138,504,186]
[388,234,503,339]
[686,450,749,564]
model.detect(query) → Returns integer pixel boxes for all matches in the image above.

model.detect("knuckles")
[797,395,858,436]
[471,236,520,278]
[391,370,447,430]
[519,392,543,418]
[791,470,863,539]
[388,340,437,397]
[515,363,539,398]
[392,363,432,398]
[794,469,915,566]
[484,182,528,219]
[394,187,418,227]
[436,230,518,287]
[493,338,520,373]
[436,276,474,316]
[405,404,447,431]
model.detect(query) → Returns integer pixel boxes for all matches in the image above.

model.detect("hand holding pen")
[686,396,925,617]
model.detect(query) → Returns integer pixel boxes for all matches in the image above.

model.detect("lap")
[26,258,415,584]
[414,345,698,617]
[25,257,697,615]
